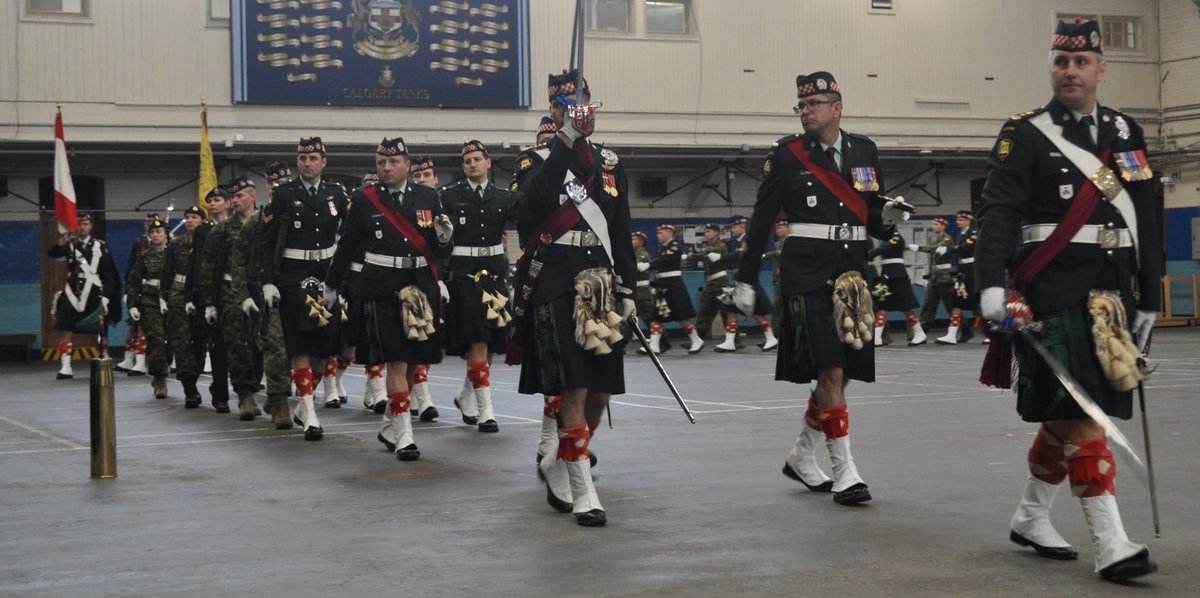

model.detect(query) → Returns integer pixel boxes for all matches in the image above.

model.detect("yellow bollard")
[90,357,117,479]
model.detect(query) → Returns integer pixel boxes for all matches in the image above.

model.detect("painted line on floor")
[0,415,85,449]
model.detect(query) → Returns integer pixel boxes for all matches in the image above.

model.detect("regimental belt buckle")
[565,179,588,205]
[833,226,852,241]
[1090,166,1121,203]
[582,230,598,246]
[1098,227,1120,249]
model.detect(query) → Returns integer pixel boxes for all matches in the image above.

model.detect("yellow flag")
[198,104,218,219]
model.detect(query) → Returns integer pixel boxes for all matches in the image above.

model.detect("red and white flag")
[54,109,78,234]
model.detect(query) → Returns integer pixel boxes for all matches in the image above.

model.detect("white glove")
[129,307,141,321]
[205,306,218,325]
[438,280,451,303]
[734,282,756,317]
[101,296,110,309]
[558,103,597,144]
[707,252,721,263]
[434,214,454,245]
[935,245,948,256]
[185,301,196,316]
[241,298,259,316]
[620,297,637,321]
[262,283,281,308]
[322,285,339,309]
[907,243,920,252]
[881,197,911,226]
[1132,310,1156,354]
[636,262,650,272]
[159,297,169,315]
[980,287,1006,322]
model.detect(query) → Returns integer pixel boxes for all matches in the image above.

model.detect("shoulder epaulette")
[774,133,801,148]
[1008,107,1043,121]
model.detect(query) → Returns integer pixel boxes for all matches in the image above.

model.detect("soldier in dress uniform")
[47,213,121,379]
[440,140,523,433]
[692,223,731,349]
[164,206,206,406]
[763,217,789,331]
[509,69,636,527]
[646,224,703,354]
[535,116,557,146]
[936,210,978,344]
[258,137,349,440]
[866,230,925,346]
[735,71,906,506]
[126,217,172,399]
[116,212,160,375]
[911,216,955,340]
[230,164,294,428]
[404,156,440,421]
[631,231,654,332]
[324,136,453,461]
[719,215,778,352]
[348,166,388,414]
[976,18,1160,581]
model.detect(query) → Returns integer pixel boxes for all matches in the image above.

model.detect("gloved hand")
[707,252,721,263]
[620,297,637,321]
[907,243,920,252]
[129,307,141,321]
[636,262,650,272]
[322,285,339,309]
[262,283,281,308]
[434,214,454,245]
[159,297,169,315]
[734,282,756,317]
[185,301,196,316]
[205,306,218,325]
[881,196,912,226]
[101,296,110,309]
[980,287,1006,322]
[1132,310,1156,353]
[438,280,451,303]
[241,298,259,316]
[935,245,948,256]
[558,102,597,144]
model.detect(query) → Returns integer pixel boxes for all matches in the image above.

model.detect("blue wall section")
[1163,206,1198,261]
[0,221,43,284]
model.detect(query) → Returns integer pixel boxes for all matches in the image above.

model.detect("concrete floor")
[1,328,1197,597]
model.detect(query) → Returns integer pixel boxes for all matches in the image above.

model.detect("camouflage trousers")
[140,302,170,376]
[166,304,203,381]
[221,303,263,395]
[255,305,292,397]
[919,279,957,330]
[696,278,727,337]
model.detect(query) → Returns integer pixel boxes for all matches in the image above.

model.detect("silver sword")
[629,321,696,424]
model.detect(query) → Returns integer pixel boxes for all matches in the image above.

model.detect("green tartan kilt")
[776,289,874,385]
[1015,304,1133,422]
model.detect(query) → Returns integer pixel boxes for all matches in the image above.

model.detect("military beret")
[183,205,205,218]
[536,116,556,137]
[361,167,380,185]
[205,187,230,202]
[955,210,974,221]
[461,140,489,159]
[730,215,748,225]
[548,68,589,103]
[297,136,326,155]
[796,71,841,99]
[147,218,167,231]
[932,217,950,226]
[657,223,676,232]
[704,223,721,232]
[77,213,93,223]
[632,231,647,242]
[376,136,408,157]
[409,155,435,174]
[227,176,255,192]
[264,160,291,183]
[1053,17,1102,54]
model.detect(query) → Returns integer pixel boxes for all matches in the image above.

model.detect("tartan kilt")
[444,275,508,356]
[278,285,340,358]
[653,277,696,321]
[776,289,875,385]
[1015,304,1132,422]
[874,276,918,312]
[344,296,365,348]
[356,297,444,366]
[54,291,106,334]
[517,291,626,396]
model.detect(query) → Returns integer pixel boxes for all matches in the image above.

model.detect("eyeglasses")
[793,99,836,114]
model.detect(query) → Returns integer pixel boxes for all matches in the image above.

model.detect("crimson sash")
[785,140,869,224]
[979,148,1113,388]
[361,185,439,282]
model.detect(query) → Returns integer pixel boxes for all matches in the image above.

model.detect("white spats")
[1010,477,1074,552]
[567,458,603,515]
[826,435,865,493]
[540,454,573,510]
[455,374,478,418]
[936,326,960,345]
[909,322,927,346]
[1081,494,1149,573]
[786,426,832,488]
[363,373,385,409]
[475,385,495,424]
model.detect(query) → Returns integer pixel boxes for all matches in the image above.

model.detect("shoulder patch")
[997,138,1013,161]
[518,156,533,171]
[888,237,898,245]
[762,154,773,176]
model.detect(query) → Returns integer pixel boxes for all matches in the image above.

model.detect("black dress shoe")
[212,399,231,414]
[303,426,323,441]
[1008,530,1079,560]
[395,444,420,461]
[324,398,341,408]
[454,398,478,425]
[184,395,202,409]
[478,420,499,433]
[377,433,396,452]
[545,485,572,513]
[1099,549,1157,581]
[419,406,440,422]
[56,372,73,380]
[781,462,834,492]
[832,483,872,505]
[339,395,347,404]
[372,401,387,415]
[575,509,607,527]
[590,452,598,468]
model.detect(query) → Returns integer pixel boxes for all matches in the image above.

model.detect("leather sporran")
[399,285,437,342]
[1086,290,1142,391]
[832,271,874,350]
[572,267,625,356]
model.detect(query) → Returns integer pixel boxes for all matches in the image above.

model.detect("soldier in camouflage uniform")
[230,162,295,429]
[910,216,955,338]
[691,224,733,348]
[201,178,262,420]
[631,231,654,329]
[763,218,789,331]
[126,217,172,399]
[165,206,207,407]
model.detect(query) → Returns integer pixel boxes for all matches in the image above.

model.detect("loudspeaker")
[640,176,668,198]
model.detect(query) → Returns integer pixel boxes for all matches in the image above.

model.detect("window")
[588,0,631,33]
[1102,17,1138,50]
[646,1,687,34]
[210,0,230,21]
[870,0,893,9]
[26,0,86,15]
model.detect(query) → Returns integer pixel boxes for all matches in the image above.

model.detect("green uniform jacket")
[126,245,172,308]
[199,217,246,309]
[917,232,955,284]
